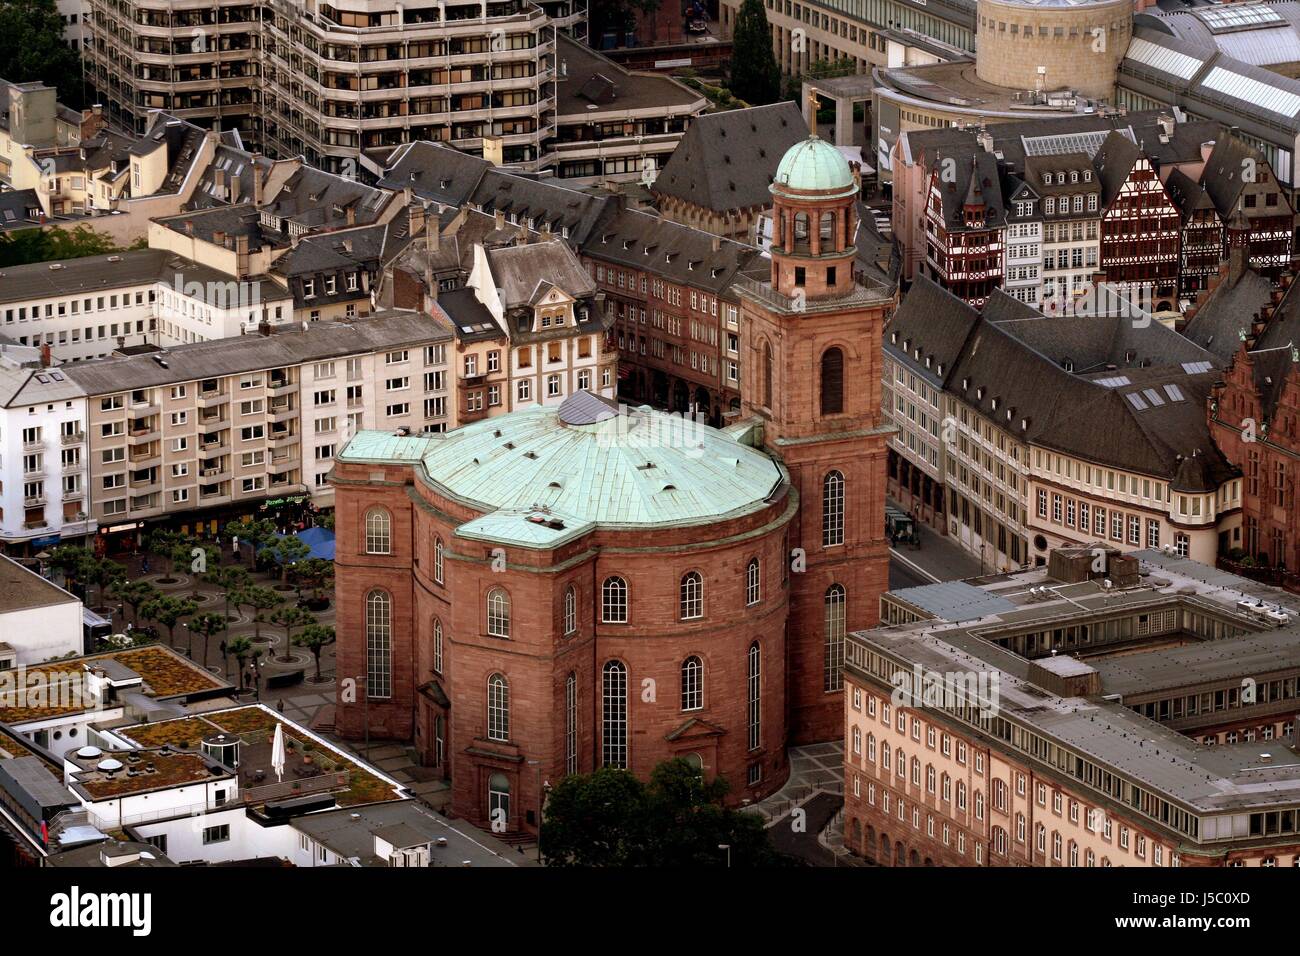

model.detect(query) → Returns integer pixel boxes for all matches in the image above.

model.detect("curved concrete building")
[975,0,1133,100]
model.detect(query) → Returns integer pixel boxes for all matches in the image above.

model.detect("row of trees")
[51,536,334,682]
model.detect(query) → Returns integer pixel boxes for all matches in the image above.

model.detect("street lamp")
[718,843,731,868]
[526,758,548,866]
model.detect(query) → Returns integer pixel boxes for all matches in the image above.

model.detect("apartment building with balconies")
[0,345,93,555]
[61,310,453,539]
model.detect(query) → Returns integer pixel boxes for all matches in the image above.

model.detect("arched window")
[365,590,391,698]
[487,673,509,741]
[563,585,577,636]
[747,642,761,751]
[820,347,844,415]
[679,570,703,620]
[486,587,510,638]
[824,583,846,691]
[564,672,578,775]
[433,537,444,584]
[819,210,835,244]
[822,470,845,547]
[762,341,773,409]
[432,616,443,674]
[602,576,627,623]
[681,656,703,711]
[794,212,809,242]
[364,508,391,554]
[602,660,628,768]
[745,557,761,606]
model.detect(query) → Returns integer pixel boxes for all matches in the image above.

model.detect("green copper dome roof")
[772,136,856,197]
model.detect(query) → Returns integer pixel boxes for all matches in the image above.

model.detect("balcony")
[200,437,227,452]
[23,494,46,508]
[267,430,296,448]
[199,463,230,480]
[22,463,45,478]
[21,437,43,452]
[197,389,229,409]
[60,431,85,446]
[268,400,295,423]
[62,489,83,503]
[266,377,297,395]
[22,519,46,530]
[127,424,160,445]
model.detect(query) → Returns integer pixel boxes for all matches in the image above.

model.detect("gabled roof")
[652,101,808,213]
[1164,166,1217,220]
[1092,130,1147,208]
[379,141,492,207]
[930,149,1006,231]
[469,168,609,244]
[1183,269,1274,364]
[486,240,596,309]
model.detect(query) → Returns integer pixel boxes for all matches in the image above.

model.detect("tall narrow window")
[762,341,773,409]
[487,587,510,638]
[433,537,444,584]
[364,507,391,554]
[432,616,443,674]
[563,585,577,635]
[565,672,578,776]
[821,347,844,415]
[747,642,761,751]
[822,470,845,547]
[365,590,391,698]
[487,673,509,741]
[679,571,703,620]
[746,557,761,606]
[602,660,628,769]
[602,575,627,623]
[824,584,846,692]
[681,656,703,711]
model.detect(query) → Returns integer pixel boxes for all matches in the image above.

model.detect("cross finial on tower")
[808,87,819,138]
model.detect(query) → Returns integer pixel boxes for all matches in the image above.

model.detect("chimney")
[711,235,721,253]
[214,167,227,197]
[494,209,506,231]
[184,220,194,236]
[212,230,226,247]
[516,221,528,246]
[408,200,426,238]
[230,174,241,203]
[252,155,264,205]
[39,343,51,368]
[258,318,272,337]
[346,205,356,227]
[976,128,993,153]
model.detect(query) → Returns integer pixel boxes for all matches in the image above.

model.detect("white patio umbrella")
[271,722,286,783]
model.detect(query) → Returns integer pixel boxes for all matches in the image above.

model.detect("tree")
[170,539,217,598]
[81,556,127,610]
[226,636,253,685]
[540,758,783,867]
[188,612,226,669]
[146,529,184,580]
[294,624,336,682]
[0,0,84,107]
[238,585,285,640]
[140,596,197,650]
[263,534,311,580]
[292,558,333,605]
[204,565,251,631]
[223,518,278,563]
[109,579,157,625]
[729,0,780,106]
[269,605,315,663]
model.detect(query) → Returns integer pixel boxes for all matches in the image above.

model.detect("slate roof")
[1092,130,1147,208]
[379,141,492,208]
[469,168,609,243]
[582,204,760,294]
[891,279,1236,487]
[0,188,44,232]
[931,150,1006,231]
[486,240,596,309]
[1164,166,1216,220]
[652,101,808,213]
[1183,268,1275,363]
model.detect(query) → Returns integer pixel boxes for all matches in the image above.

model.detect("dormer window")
[303,279,315,298]
[1084,170,1092,182]
[1070,170,1078,183]
[1056,172,1064,184]
[1042,173,1051,186]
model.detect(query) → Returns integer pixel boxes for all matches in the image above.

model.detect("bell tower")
[739,132,894,743]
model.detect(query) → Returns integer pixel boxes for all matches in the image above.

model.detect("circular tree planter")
[301,597,330,612]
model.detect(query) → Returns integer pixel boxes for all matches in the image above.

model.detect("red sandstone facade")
[739,143,893,743]
[332,136,894,836]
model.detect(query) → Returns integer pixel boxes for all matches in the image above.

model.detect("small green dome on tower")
[772,136,856,197]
